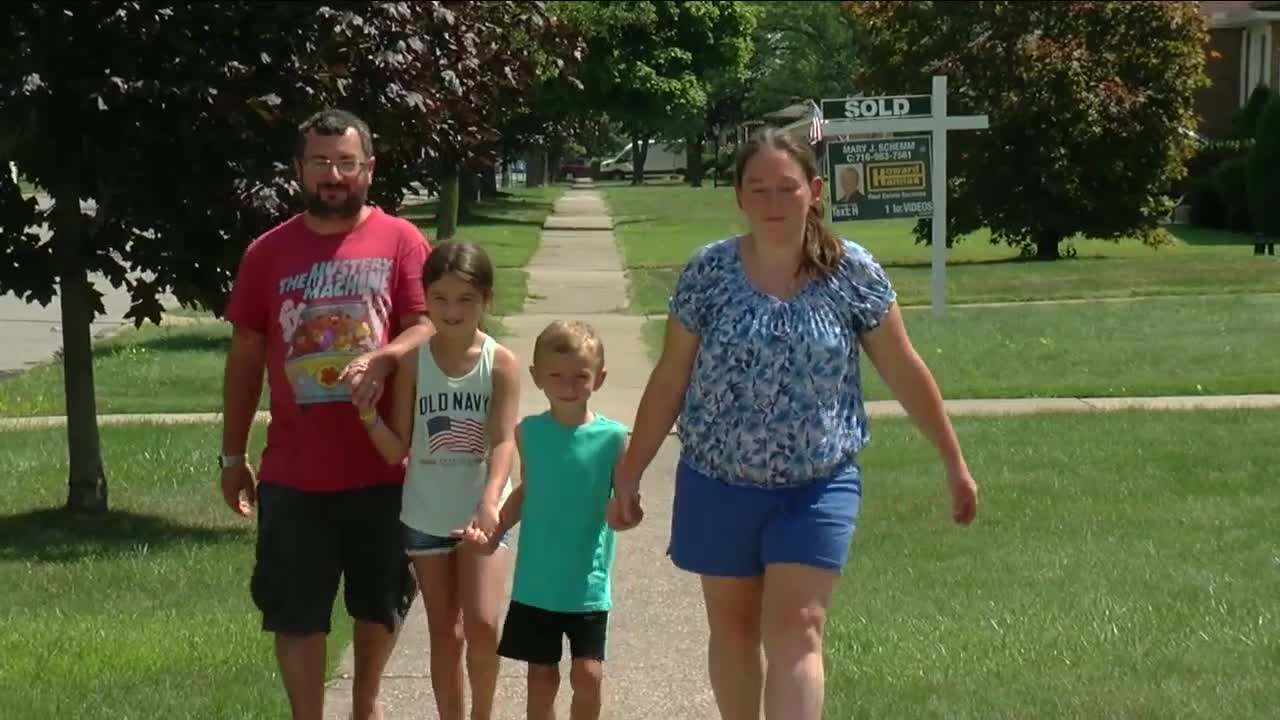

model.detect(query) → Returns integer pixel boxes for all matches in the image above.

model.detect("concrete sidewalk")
[4,393,1280,433]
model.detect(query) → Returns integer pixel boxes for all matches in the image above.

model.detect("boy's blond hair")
[533,320,605,371]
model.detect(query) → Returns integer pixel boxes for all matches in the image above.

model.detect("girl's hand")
[452,526,502,555]
[466,501,501,539]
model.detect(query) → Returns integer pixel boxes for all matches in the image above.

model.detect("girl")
[609,127,979,720]
[356,240,520,720]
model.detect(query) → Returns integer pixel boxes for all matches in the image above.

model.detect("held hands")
[339,350,396,408]
[452,501,503,554]
[607,465,645,531]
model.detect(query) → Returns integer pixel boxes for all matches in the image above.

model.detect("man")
[220,108,434,720]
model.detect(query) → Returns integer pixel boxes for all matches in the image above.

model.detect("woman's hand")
[608,453,645,531]
[947,463,978,526]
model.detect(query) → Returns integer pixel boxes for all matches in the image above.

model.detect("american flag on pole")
[426,415,487,455]
[808,100,824,145]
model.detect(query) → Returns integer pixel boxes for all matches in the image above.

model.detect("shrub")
[1231,85,1279,140]
[1212,156,1253,233]
[1246,93,1280,238]
[1184,139,1252,229]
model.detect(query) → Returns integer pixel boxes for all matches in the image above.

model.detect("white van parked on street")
[598,140,686,180]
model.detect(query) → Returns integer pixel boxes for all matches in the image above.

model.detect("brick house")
[1197,1,1280,138]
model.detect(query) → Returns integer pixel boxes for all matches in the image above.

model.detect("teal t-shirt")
[511,411,628,613]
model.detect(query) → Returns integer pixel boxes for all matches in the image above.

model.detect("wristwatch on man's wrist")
[219,453,246,470]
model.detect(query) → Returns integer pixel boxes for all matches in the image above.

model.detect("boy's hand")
[451,525,502,555]
[465,501,501,539]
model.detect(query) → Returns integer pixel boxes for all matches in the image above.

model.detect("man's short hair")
[533,320,605,371]
[296,109,373,160]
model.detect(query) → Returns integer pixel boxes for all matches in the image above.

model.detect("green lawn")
[640,294,1280,399]
[603,184,1277,313]
[402,185,564,316]
[0,323,241,417]
[0,315,511,418]
[0,423,355,720]
[830,409,1279,719]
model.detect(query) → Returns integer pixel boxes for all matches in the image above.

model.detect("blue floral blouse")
[669,236,897,489]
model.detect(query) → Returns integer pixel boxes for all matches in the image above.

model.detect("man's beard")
[302,183,366,219]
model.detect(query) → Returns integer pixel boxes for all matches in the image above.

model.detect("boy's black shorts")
[498,600,610,664]
[250,481,415,635]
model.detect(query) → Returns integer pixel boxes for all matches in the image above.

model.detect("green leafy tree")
[745,1,863,118]
[847,0,1210,260]
[1231,85,1277,140]
[0,1,566,512]
[421,1,578,238]
[565,1,755,185]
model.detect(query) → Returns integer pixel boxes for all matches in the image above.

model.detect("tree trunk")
[458,170,478,221]
[686,132,705,187]
[481,166,499,198]
[711,128,720,188]
[630,135,650,186]
[437,168,460,241]
[525,146,546,188]
[547,141,564,185]
[1035,231,1062,261]
[53,181,108,514]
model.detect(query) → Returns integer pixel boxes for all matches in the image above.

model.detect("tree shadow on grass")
[459,212,544,227]
[881,255,1120,270]
[1165,225,1261,247]
[611,216,657,227]
[0,508,248,564]
[94,329,229,358]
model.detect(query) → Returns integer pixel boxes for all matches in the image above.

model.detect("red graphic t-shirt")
[226,208,430,492]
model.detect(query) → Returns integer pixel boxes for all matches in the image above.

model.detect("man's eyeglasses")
[304,158,370,176]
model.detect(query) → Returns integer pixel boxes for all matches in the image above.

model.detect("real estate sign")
[820,95,932,121]
[826,136,932,222]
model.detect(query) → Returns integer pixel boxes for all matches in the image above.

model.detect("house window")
[1242,31,1251,105]
[1245,24,1271,98]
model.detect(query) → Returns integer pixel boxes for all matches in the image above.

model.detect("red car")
[558,158,592,180]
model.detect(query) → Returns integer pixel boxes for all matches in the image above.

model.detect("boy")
[460,320,639,720]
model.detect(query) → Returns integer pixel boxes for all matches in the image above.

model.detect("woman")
[608,126,979,720]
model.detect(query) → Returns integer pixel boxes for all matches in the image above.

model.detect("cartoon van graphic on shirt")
[278,257,393,405]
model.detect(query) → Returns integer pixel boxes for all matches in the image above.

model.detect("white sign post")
[821,76,989,315]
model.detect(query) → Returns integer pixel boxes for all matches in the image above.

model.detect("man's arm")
[222,326,266,457]
[389,313,434,358]
[221,326,266,515]
[341,313,432,407]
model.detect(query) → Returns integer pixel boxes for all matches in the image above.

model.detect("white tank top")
[402,333,511,537]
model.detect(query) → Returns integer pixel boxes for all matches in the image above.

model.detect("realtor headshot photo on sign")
[836,163,866,204]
